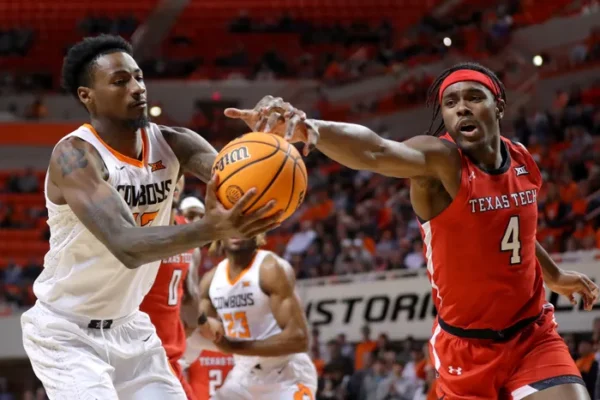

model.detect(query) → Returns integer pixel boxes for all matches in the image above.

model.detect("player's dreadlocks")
[425,62,507,137]
[62,34,133,100]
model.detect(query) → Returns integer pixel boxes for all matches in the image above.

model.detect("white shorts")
[213,353,317,400]
[21,301,186,400]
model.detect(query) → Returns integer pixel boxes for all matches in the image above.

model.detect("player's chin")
[128,107,147,117]
[457,127,484,143]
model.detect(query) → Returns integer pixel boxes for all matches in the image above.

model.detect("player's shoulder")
[49,135,106,182]
[504,138,538,166]
[505,137,528,154]
[258,250,295,292]
[260,250,292,273]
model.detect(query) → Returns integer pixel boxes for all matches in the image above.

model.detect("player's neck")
[226,250,257,274]
[469,133,502,171]
[90,118,143,161]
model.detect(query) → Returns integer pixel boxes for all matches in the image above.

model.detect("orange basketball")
[212,132,308,223]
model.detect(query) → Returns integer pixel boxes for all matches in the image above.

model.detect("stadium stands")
[1,0,599,398]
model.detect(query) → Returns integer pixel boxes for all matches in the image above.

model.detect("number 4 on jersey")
[501,216,521,265]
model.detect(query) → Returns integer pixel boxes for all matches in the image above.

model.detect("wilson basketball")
[212,132,308,223]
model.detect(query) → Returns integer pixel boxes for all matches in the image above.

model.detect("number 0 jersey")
[35,123,180,320]
[418,136,545,331]
[140,215,194,363]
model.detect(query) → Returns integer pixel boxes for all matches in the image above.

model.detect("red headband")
[438,70,500,103]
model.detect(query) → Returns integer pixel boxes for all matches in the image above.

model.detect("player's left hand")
[547,270,599,311]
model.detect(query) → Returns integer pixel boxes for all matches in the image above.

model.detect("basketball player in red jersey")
[185,345,234,400]
[226,63,600,399]
[140,176,200,400]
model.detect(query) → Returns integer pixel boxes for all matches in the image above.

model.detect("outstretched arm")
[215,254,309,357]
[536,241,598,310]
[224,96,461,181]
[306,120,460,180]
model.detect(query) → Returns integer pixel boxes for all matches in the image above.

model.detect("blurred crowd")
[5,0,599,93]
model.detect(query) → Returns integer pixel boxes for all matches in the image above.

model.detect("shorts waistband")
[37,301,136,329]
[437,310,542,342]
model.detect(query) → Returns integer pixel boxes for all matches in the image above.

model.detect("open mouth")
[459,124,477,133]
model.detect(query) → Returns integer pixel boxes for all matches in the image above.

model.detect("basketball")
[212,132,308,223]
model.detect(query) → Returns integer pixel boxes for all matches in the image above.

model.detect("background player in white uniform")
[198,235,317,400]
[20,35,281,400]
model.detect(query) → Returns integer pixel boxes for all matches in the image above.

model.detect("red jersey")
[187,350,234,400]
[419,137,545,330]
[140,217,194,362]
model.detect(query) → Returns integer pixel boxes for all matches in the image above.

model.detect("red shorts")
[170,360,197,400]
[429,305,583,399]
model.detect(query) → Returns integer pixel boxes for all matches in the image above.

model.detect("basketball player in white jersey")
[198,236,317,399]
[20,35,282,400]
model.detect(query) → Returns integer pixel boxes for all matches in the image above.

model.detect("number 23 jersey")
[208,250,282,363]
[418,137,545,331]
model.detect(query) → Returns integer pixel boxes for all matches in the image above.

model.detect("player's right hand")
[203,174,283,239]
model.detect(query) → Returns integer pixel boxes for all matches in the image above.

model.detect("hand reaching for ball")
[224,95,319,156]
[203,174,283,239]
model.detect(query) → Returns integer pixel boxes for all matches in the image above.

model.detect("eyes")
[113,76,144,86]
[444,94,484,107]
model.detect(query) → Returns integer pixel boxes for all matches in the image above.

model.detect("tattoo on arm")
[56,147,89,177]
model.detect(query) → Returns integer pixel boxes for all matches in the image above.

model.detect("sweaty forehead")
[93,52,140,78]
[442,81,493,99]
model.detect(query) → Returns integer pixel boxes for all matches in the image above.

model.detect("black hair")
[62,34,133,99]
[425,62,507,137]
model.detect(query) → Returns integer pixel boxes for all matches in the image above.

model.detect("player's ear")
[496,99,505,121]
[78,87,93,109]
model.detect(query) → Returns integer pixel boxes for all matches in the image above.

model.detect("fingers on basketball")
[230,188,258,215]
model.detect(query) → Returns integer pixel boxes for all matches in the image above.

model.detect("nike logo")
[142,334,152,342]
[116,166,126,170]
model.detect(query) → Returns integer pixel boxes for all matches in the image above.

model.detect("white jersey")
[34,123,180,320]
[209,250,286,367]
